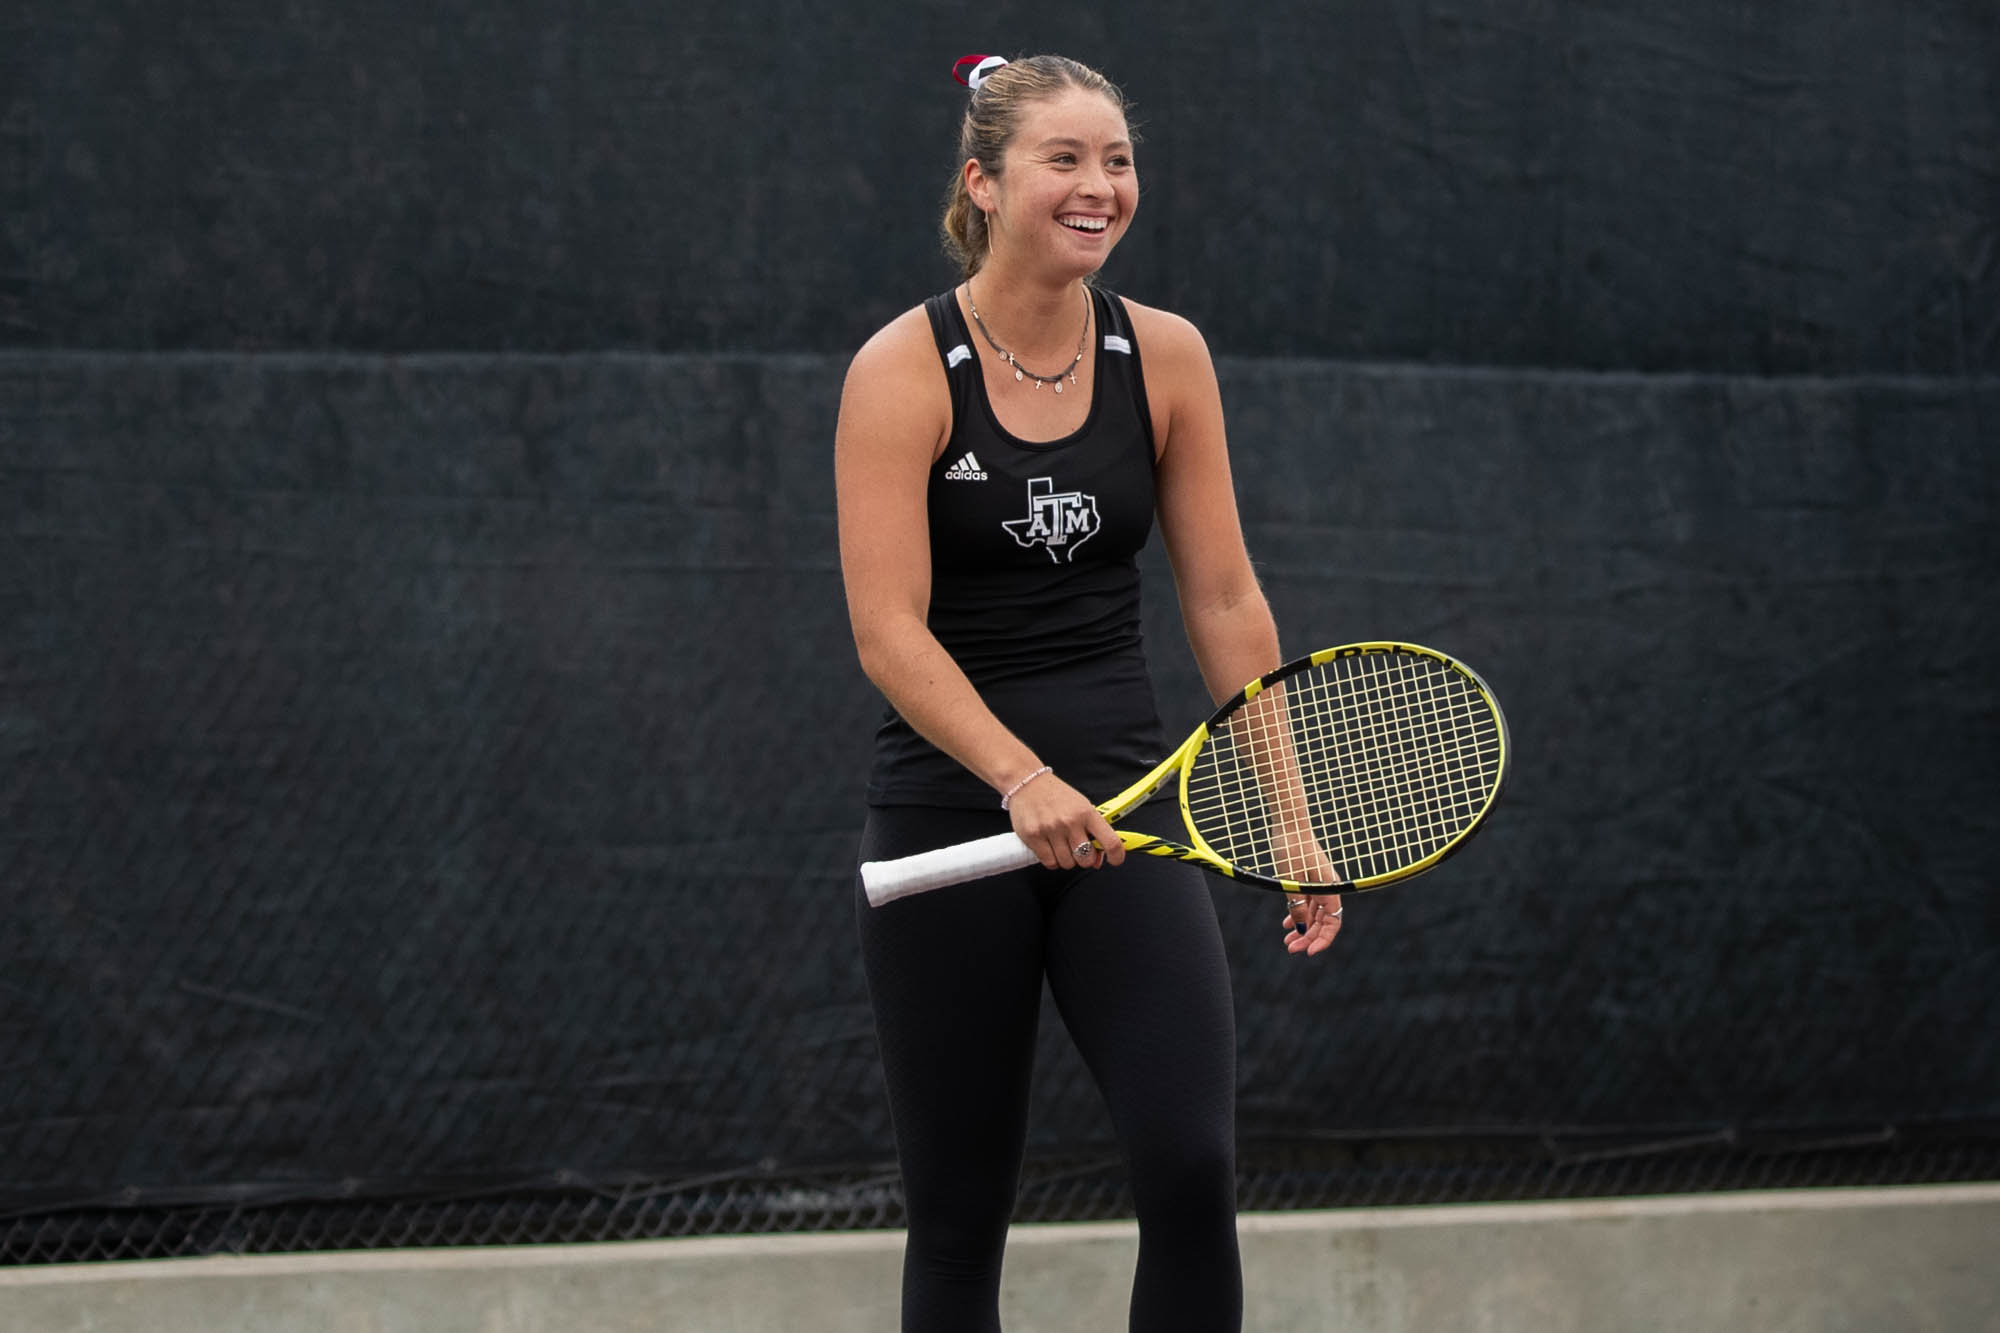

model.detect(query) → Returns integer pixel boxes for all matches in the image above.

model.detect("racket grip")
[861,832,1041,907]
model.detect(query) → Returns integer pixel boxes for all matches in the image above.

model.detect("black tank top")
[865,287,1168,808]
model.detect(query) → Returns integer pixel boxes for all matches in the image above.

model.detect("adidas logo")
[943,451,988,481]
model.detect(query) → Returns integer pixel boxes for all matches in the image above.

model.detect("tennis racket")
[861,641,1508,907]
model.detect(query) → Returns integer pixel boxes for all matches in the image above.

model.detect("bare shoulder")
[839,302,952,459]
[846,303,944,385]
[1119,297,1215,373]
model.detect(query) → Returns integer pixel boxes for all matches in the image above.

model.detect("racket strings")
[1184,652,1503,885]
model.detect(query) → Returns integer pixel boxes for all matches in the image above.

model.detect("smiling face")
[968,87,1138,280]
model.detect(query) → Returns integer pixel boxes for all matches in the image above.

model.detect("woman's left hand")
[1271,826,1343,956]
[1283,892,1343,956]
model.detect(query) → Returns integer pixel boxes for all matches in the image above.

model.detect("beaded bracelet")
[999,765,1052,811]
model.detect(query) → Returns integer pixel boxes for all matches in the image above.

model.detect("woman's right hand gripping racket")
[860,642,1508,906]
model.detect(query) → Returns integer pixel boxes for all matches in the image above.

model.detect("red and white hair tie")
[951,54,1009,92]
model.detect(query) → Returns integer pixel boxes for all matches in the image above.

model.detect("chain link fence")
[9,1124,1996,1265]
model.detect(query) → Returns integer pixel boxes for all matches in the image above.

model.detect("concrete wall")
[5,1185,1997,1332]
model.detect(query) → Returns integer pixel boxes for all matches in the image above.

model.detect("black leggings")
[856,802,1242,1333]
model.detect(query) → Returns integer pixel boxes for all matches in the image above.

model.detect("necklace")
[966,284,1090,393]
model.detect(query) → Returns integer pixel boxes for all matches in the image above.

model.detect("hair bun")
[951,54,1009,91]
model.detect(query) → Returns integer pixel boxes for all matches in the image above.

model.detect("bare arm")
[1133,304,1281,703]
[1133,303,1343,953]
[834,308,1120,870]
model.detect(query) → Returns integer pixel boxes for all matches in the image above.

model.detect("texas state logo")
[1002,477,1100,562]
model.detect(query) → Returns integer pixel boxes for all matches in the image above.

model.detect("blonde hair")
[941,55,1130,278]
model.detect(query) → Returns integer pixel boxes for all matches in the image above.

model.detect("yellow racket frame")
[1091,641,1509,893]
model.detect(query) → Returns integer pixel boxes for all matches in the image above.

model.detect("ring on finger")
[1073,840,1095,859]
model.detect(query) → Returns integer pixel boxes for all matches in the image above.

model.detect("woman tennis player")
[835,53,1341,1331]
